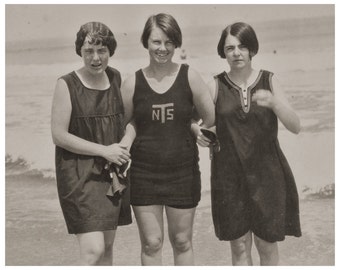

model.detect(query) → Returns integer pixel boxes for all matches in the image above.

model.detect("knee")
[254,237,265,251]
[231,237,248,257]
[171,233,192,253]
[254,237,278,265]
[142,236,163,256]
[81,243,106,265]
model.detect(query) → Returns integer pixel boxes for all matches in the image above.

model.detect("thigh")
[165,206,196,238]
[76,231,106,251]
[254,234,278,251]
[133,205,164,241]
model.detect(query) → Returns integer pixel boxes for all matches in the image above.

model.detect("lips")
[91,63,102,69]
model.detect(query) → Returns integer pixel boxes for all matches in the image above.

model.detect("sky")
[4,3,335,42]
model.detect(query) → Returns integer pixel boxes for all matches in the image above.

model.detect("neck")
[80,67,106,81]
[150,59,174,71]
[229,64,253,81]
[146,61,178,81]
[77,67,109,90]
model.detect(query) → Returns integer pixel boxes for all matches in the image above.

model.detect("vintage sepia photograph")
[4,2,335,267]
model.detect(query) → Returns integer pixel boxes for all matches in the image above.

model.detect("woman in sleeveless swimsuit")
[196,22,302,265]
[121,13,215,265]
[51,22,132,265]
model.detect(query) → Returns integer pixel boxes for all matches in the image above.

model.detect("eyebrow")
[225,44,244,48]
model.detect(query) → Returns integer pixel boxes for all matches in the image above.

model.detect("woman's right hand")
[196,132,211,147]
[102,143,131,166]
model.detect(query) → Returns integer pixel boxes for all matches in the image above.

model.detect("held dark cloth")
[106,161,131,200]
[211,70,301,242]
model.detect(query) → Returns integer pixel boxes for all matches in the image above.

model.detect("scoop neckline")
[140,64,183,95]
[73,70,111,91]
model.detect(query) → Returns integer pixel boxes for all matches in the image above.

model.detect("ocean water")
[5,16,335,194]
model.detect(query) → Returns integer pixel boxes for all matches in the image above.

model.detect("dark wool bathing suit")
[211,70,301,242]
[55,67,132,234]
[130,64,201,207]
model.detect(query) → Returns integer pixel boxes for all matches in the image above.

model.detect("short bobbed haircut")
[217,22,259,59]
[141,13,182,49]
[75,22,117,57]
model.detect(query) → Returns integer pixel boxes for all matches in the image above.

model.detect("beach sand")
[5,127,335,266]
[5,168,334,266]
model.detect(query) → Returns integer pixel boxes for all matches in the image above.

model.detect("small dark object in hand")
[200,128,220,159]
[200,128,218,144]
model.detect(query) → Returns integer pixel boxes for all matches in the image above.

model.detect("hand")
[196,132,212,147]
[252,89,277,109]
[102,143,131,166]
[191,122,211,147]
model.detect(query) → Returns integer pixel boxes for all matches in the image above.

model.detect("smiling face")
[80,38,110,75]
[147,27,176,65]
[224,34,252,70]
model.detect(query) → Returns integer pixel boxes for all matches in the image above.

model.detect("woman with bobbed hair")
[121,13,215,265]
[196,22,301,265]
[51,21,132,265]
[75,22,117,57]
[217,22,259,59]
[140,13,182,49]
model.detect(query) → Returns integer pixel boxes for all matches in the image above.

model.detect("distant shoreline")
[6,15,334,66]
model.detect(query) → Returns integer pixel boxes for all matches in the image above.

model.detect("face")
[147,27,176,65]
[224,34,251,70]
[81,38,110,75]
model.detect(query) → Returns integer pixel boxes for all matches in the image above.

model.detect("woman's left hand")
[191,121,211,147]
[252,89,277,109]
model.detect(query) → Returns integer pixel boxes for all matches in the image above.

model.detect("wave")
[301,183,335,200]
[5,153,335,200]
[5,154,55,180]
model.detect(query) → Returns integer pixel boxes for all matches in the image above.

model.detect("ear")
[249,51,255,60]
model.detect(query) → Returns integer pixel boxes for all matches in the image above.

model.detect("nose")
[233,47,241,56]
[92,51,100,61]
[158,42,167,51]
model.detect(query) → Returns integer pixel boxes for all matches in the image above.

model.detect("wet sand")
[5,172,334,266]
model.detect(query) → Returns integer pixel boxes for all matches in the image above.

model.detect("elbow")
[291,127,300,135]
[291,119,301,134]
[295,124,301,134]
[285,113,301,134]
[295,126,301,134]
[52,137,59,146]
[51,129,65,147]
[51,129,57,145]
[52,133,60,146]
